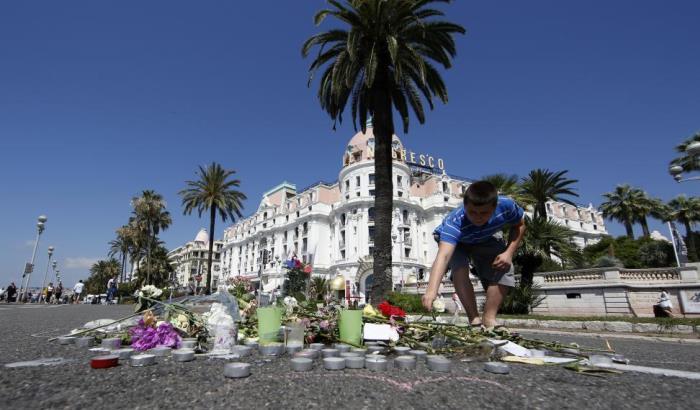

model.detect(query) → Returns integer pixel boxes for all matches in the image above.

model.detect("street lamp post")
[669,141,700,182]
[39,246,55,303]
[21,215,47,303]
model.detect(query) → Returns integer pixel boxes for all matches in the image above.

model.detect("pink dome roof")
[343,127,404,167]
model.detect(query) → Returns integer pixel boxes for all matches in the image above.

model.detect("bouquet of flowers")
[129,313,182,351]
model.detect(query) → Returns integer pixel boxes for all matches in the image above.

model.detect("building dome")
[194,228,209,243]
[342,126,405,167]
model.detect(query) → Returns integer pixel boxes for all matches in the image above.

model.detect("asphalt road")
[0,304,697,409]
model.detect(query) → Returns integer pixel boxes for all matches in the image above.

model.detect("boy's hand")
[422,291,437,311]
[492,252,513,271]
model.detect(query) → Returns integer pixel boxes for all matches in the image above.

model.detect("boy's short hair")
[463,181,498,207]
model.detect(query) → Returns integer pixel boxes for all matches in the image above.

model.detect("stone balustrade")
[619,268,681,281]
[541,269,605,283]
[403,266,700,318]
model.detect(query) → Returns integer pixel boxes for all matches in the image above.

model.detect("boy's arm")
[492,218,526,270]
[422,242,456,310]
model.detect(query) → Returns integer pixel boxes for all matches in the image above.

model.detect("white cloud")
[64,257,99,269]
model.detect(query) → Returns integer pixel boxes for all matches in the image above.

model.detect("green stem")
[48,312,142,341]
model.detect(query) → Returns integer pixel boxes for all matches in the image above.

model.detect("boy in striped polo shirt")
[422,181,526,329]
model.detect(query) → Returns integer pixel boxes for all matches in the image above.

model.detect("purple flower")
[155,322,181,348]
[132,327,159,351]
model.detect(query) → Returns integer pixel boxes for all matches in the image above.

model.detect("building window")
[370,190,375,197]
[356,192,360,197]
[356,175,361,187]
[397,191,403,197]
[368,207,375,222]
[341,213,346,226]
[593,224,598,231]
[345,179,350,191]
[402,209,408,223]
[397,175,402,186]
[404,248,410,258]
[580,221,584,229]
[369,174,375,185]
[340,249,345,259]
[368,226,375,243]
[442,181,448,192]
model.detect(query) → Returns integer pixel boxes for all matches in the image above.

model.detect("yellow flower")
[143,310,157,327]
[363,304,379,317]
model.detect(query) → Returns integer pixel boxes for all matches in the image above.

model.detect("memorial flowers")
[377,301,406,319]
[129,315,182,351]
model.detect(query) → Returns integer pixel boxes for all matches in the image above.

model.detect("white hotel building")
[216,127,607,301]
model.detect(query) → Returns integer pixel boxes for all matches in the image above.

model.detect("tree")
[481,173,531,208]
[521,169,579,219]
[85,259,121,295]
[669,131,700,173]
[515,216,577,287]
[303,0,465,303]
[108,226,131,282]
[629,188,654,237]
[667,195,700,261]
[180,162,246,295]
[600,184,637,239]
[582,235,675,269]
[132,190,172,285]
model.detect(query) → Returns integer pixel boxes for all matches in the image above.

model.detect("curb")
[405,315,700,336]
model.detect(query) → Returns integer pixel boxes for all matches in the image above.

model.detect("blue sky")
[1,1,698,287]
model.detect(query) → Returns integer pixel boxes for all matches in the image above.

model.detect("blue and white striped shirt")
[433,197,524,245]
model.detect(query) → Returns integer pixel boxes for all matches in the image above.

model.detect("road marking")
[515,327,700,345]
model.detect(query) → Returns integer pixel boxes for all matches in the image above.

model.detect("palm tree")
[179,163,246,295]
[669,132,700,173]
[667,195,700,261]
[303,0,465,303]
[600,184,637,239]
[108,226,131,282]
[124,219,147,281]
[132,190,172,285]
[521,169,579,219]
[629,188,655,237]
[481,173,531,208]
[516,216,577,287]
[85,258,121,295]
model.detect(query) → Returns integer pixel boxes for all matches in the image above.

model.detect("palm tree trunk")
[206,205,217,295]
[683,220,698,261]
[537,202,546,220]
[518,254,542,288]
[370,86,394,304]
[624,221,634,239]
[640,217,650,237]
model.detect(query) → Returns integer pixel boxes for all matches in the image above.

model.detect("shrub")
[594,255,624,268]
[498,285,545,315]
[386,292,428,314]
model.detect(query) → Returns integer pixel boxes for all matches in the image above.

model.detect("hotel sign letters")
[367,145,446,173]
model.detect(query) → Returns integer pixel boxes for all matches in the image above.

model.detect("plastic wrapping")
[207,303,237,354]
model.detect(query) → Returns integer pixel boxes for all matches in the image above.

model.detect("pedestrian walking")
[6,282,17,303]
[54,282,63,304]
[72,280,84,304]
[45,282,54,304]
